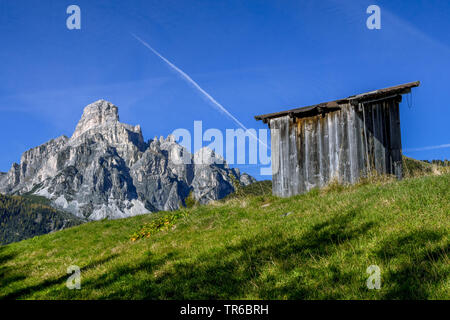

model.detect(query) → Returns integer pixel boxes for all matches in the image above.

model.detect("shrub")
[184,190,197,209]
[130,210,188,241]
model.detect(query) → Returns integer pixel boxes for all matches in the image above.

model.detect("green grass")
[224,180,272,200]
[403,156,450,178]
[1,173,449,300]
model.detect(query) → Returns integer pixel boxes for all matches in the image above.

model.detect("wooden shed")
[255,81,420,197]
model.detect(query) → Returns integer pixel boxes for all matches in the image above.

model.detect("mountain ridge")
[0,100,255,220]
[0,193,84,245]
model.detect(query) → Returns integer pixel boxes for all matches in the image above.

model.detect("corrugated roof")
[255,81,420,122]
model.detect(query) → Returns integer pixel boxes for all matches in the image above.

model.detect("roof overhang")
[254,81,420,123]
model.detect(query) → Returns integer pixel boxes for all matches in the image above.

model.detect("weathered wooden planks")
[270,118,281,195]
[270,97,404,197]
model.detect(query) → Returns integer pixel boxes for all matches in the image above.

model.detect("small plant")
[184,190,197,209]
[321,179,344,194]
[130,210,188,241]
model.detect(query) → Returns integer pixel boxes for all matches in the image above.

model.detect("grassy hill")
[1,170,448,300]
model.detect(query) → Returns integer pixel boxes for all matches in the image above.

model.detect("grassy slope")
[0,173,449,300]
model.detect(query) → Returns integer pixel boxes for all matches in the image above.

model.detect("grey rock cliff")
[0,100,255,220]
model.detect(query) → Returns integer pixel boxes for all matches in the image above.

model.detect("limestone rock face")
[0,100,255,220]
[72,100,119,139]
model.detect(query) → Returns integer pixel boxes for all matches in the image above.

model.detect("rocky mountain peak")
[194,147,225,165]
[0,100,256,220]
[71,100,120,140]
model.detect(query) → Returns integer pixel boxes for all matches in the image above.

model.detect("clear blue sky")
[1,0,449,180]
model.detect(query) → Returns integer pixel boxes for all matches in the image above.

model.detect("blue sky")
[1,0,449,180]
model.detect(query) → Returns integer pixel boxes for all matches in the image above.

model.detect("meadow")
[0,159,449,299]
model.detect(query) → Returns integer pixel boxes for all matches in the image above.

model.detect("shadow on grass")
[7,211,444,299]
[0,246,26,290]
[376,230,449,299]
[79,209,376,299]
[0,253,118,300]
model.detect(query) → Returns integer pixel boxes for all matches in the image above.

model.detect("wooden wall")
[270,98,403,197]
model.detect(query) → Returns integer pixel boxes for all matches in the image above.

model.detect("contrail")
[404,143,450,152]
[131,34,253,132]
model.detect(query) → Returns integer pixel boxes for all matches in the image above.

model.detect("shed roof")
[255,81,420,122]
